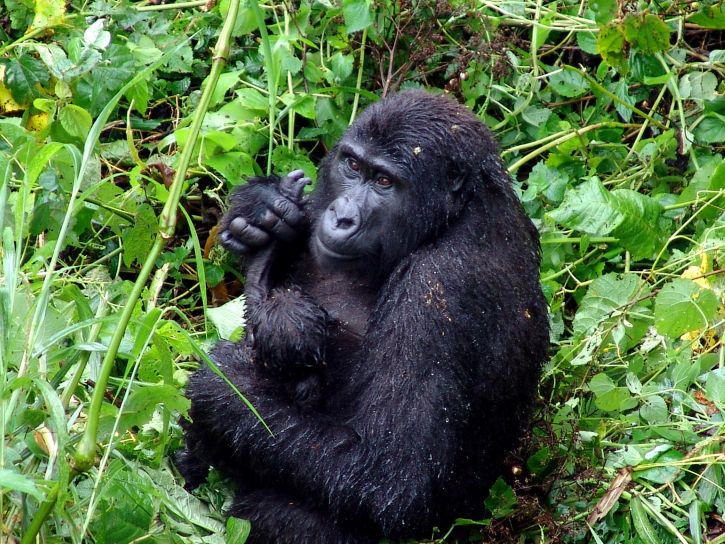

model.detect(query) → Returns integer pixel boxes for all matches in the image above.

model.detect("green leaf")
[59,104,92,140]
[654,278,718,338]
[588,373,616,396]
[90,463,156,543]
[226,517,252,544]
[548,178,621,235]
[573,273,648,336]
[705,369,725,405]
[526,446,552,476]
[589,372,637,412]
[609,189,669,259]
[630,496,660,544]
[120,384,190,431]
[597,23,627,72]
[207,295,247,341]
[1,54,50,104]
[29,0,65,30]
[83,18,111,49]
[206,151,256,181]
[235,87,270,112]
[576,31,598,55]
[590,0,616,24]
[548,68,588,98]
[623,13,671,54]
[282,93,316,120]
[330,52,354,83]
[207,69,243,108]
[688,5,725,29]
[694,113,725,144]
[613,80,634,122]
[0,468,45,500]
[271,146,316,181]
[226,0,258,36]
[342,0,372,34]
[5,0,34,31]
[639,395,668,424]
[679,72,718,101]
[122,203,158,268]
[125,78,150,115]
[636,450,685,484]
[549,178,668,258]
[484,478,517,518]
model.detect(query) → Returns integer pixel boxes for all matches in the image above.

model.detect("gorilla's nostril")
[335,217,355,230]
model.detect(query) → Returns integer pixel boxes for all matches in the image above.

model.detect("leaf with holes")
[623,13,671,54]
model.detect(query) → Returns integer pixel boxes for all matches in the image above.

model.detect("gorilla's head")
[311,90,507,279]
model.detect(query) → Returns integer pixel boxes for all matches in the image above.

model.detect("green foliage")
[0,0,723,542]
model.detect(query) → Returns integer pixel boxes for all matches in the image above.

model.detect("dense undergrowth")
[0,0,724,542]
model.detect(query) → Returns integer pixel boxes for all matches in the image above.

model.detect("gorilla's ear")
[448,163,468,194]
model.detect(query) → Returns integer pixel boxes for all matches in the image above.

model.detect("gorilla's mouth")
[313,236,358,262]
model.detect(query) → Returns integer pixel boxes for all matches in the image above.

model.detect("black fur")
[178,90,549,543]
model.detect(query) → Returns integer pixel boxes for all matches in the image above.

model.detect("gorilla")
[177,89,549,544]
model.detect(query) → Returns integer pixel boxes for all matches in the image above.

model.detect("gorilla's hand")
[219,170,311,255]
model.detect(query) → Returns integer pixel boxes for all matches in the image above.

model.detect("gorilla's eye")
[376,176,393,188]
[347,158,360,171]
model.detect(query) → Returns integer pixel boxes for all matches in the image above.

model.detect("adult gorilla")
[177,90,549,543]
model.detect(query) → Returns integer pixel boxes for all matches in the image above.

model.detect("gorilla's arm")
[219,172,328,377]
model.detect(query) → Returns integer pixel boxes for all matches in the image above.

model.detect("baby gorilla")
[177,90,549,544]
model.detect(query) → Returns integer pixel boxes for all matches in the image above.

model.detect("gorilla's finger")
[229,217,272,247]
[279,170,310,201]
[271,197,305,226]
[218,229,251,254]
[262,211,297,241]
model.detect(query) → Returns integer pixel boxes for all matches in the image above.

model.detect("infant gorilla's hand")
[219,170,311,255]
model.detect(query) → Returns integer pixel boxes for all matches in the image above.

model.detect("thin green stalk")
[349,27,367,125]
[137,0,206,10]
[61,295,109,408]
[0,16,78,55]
[249,0,277,175]
[20,482,62,544]
[563,65,668,131]
[508,123,606,173]
[73,0,240,474]
[541,236,618,245]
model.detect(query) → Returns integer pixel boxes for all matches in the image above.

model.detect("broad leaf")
[122,203,158,268]
[573,273,648,336]
[1,54,50,104]
[654,278,718,337]
[207,295,247,341]
[623,13,671,54]
[342,0,372,33]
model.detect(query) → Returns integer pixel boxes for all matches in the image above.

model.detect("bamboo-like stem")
[137,0,206,11]
[249,0,277,175]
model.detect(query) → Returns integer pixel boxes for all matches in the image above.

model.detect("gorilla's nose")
[327,196,360,234]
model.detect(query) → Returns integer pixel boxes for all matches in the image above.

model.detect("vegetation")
[0,0,723,542]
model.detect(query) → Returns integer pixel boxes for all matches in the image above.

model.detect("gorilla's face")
[312,139,405,263]
[310,134,451,281]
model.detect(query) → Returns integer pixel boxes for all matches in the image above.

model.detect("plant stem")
[137,0,206,11]
[249,0,277,175]
[350,28,368,125]
[20,482,62,544]
[72,0,241,474]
